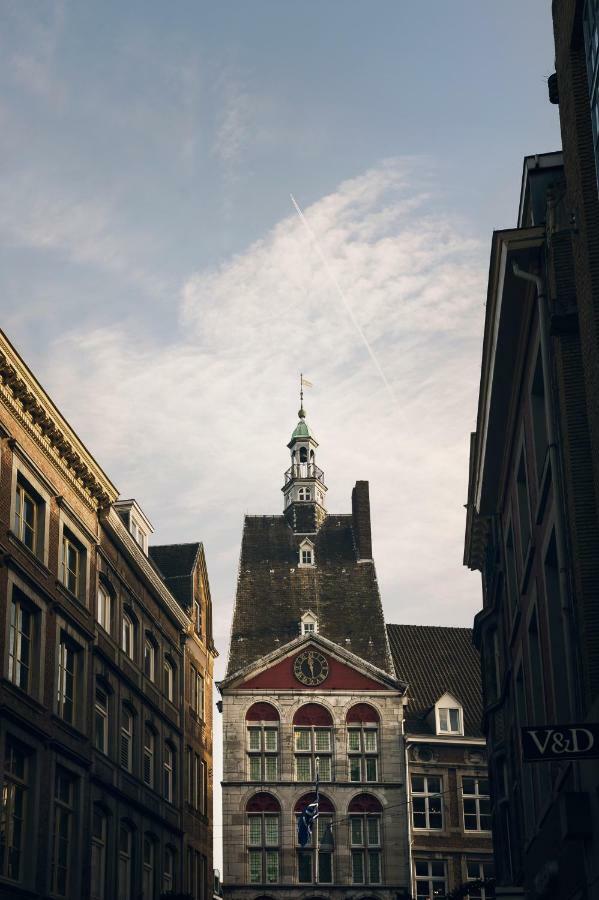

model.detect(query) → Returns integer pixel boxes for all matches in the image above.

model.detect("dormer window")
[300,611,319,635]
[298,540,315,568]
[130,519,147,552]
[114,500,153,556]
[433,693,464,736]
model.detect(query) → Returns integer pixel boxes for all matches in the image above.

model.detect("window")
[247,716,279,782]
[348,725,378,783]
[118,824,132,900]
[516,452,531,558]
[57,634,78,725]
[300,612,318,635]
[298,540,315,567]
[462,778,491,831]
[14,479,39,553]
[201,759,208,817]
[91,808,107,900]
[530,351,549,482]
[61,529,82,597]
[191,667,204,719]
[466,859,495,899]
[120,707,133,772]
[293,705,333,781]
[350,813,381,884]
[143,836,154,898]
[298,487,311,501]
[164,743,175,802]
[97,585,111,634]
[415,859,447,898]
[304,622,315,633]
[247,794,280,885]
[584,0,599,186]
[436,695,463,735]
[8,590,34,693]
[95,687,109,754]
[296,794,334,883]
[411,775,443,830]
[122,613,135,661]
[164,658,174,703]
[194,598,202,637]
[143,636,155,681]
[0,739,29,882]
[143,727,155,788]
[130,519,147,551]
[163,847,175,893]
[51,767,76,897]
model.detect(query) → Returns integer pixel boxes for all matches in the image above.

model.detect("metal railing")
[284,463,325,484]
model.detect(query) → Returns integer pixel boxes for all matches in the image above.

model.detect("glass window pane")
[248,818,262,846]
[264,816,279,845]
[318,851,332,883]
[295,757,312,781]
[249,757,261,780]
[463,778,475,795]
[265,850,278,883]
[351,850,364,883]
[367,817,380,845]
[264,729,278,751]
[369,850,381,883]
[428,776,441,793]
[265,756,278,781]
[248,728,260,751]
[295,729,311,751]
[350,817,363,845]
[298,851,312,883]
[364,730,377,752]
[412,775,425,792]
[438,708,448,731]
[449,709,460,730]
[314,730,330,752]
[350,757,361,782]
[348,730,361,752]
[365,758,377,781]
[318,757,331,781]
[431,861,445,877]
[248,850,261,883]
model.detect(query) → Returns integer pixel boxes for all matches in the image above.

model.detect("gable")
[237,645,395,692]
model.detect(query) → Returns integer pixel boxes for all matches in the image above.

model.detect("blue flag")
[297,775,319,847]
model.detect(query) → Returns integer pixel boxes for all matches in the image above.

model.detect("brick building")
[219,404,411,900]
[387,625,493,900]
[464,150,599,899]
[0,329,215,899]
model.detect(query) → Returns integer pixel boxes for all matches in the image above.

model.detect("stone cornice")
[0,331,118,510]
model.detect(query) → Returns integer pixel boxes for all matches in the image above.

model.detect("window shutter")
[120,730,130,769]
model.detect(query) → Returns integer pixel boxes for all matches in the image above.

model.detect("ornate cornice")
[0,330,118,511]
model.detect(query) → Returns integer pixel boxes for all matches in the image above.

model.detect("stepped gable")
[227,513,392,675]
[387,623,483,737]
[149,542,201,610]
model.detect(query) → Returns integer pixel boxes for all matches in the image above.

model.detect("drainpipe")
[511,262,581,718]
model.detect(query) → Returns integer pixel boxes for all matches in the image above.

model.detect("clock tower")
[219,395,410,900]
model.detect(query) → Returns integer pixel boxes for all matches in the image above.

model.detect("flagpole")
[315,756,319,885]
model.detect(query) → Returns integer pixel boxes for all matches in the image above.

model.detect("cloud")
[37,157,485,653]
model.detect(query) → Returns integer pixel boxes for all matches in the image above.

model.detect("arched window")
[246,703,280,782]
[299,540,315,567]
[299,447,308,463]
[348,794,382,885]
[122,612,135,661]
[298,487,312,501]
[97,584,111,634]
[118,823,133,900]
[247,794,280,885]
[143,726,155,788]
[144,634,156,681]
[295,793,334,884]
[164,743,175,802]
[143,835,155,899]
[346,704,380,783]
[120,706,134,772]
[293,705,333,782]
[164,657,175,703]
[95,683,109,754]
[90,807,108,900]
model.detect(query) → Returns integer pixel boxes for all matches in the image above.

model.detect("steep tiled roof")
[149,542,201,610]
[227,514,392,676]
[387,624,483,737]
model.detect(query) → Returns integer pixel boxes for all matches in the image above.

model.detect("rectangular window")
[348,729,361,752]
[351,850,364,884]
[51,768,76,897]
[91,809,107,900]
[191,668,204,719]
[62,530,82,597]
[463,778,491,832]
[415,859,447,899]
[0,739,29,882]
[143,729,154,788]
[516,452,531,558]
[412,775,443,830]
[438,707,461,733]
[249,850,261,884]
[15,480,38,553]
[298,851,313,883]
[350,814,381,884]
[97,586,111,633]
[265,850,279,883]
[295,756,312,782]
[249,756,261,781]
[466,859,495,900]
[57,635,77,725]
[194,598,202,636]
[294,728,311,751]
[8,591,33,693]
[163,744,175,802]
[265,756,278,780]
[95,688,108,754]
[143,639,155,681]
[120,708,133,772]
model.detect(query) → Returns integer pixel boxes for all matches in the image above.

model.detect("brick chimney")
[351,480,372,561]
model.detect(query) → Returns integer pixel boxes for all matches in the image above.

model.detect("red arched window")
[293,705,333,783]
[246,705,279,783]
[246,794,280,886]
[348,794,382,886]
[346,705,379,784]
[294,794,335,885]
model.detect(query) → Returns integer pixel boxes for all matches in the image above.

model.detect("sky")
[0,0,560,868]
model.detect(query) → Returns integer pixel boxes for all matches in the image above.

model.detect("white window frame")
[1,738,29,883]
[57,510,91,604]
[348,726,379,783]
[143,727,155,788]
[293,727,332,781]
[97,585,111,634]
[164,658,174,702]
[465,859,495,899]
[247,813,280,884]
[434,693,464,736]
[414,859,447,898]
[462,777,491,833]
[350,814,382,885]
[164,743,175,803]
[95,686,109,754]
[298,540,315,569]
[8,589,35,694]
[191,667,204,720]
[10,456,51,565]
[57,633,78,725]
[143,636,156,682]
[51,767,77,897]
[163,846,175,893]
[120,707,133,772]
[122,612,135,661]
[247,725,279,781]
[411,774,443,830]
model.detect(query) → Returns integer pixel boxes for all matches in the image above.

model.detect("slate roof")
[227,514,392,676]
[149,542,201,610]
[386,624,483,737]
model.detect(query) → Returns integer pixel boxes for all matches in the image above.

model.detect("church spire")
[282,379,327,531]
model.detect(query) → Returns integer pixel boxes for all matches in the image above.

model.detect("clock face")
[294,650,329,686]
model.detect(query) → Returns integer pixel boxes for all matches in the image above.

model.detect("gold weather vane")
[300,374,313,412]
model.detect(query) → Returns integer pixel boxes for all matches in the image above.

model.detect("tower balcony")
[284,463,325,485]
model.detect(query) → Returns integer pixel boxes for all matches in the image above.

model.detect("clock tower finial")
[282,378,327,531]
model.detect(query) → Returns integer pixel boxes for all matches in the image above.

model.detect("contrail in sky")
[290,193,396,402]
